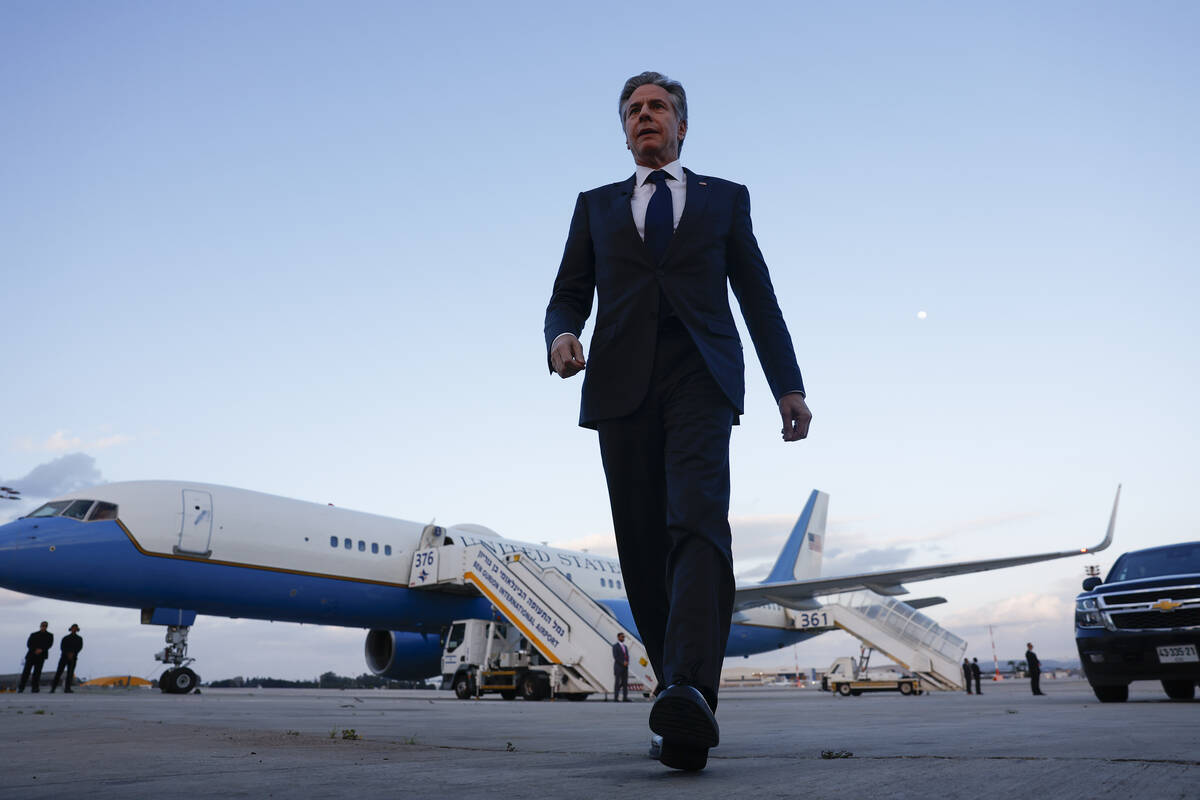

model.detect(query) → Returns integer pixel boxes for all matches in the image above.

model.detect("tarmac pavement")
[1,677,1197,799]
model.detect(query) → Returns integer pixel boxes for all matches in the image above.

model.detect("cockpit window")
[23,499,118,521]
[26,501,71,518]
[88,502,118,521]
[62,500,95,520]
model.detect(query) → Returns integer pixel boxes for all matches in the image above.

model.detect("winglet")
[1083,484,1120,554]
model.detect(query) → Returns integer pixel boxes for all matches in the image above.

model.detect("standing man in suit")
[962,657,973,694]
[544,71,811,771]
[612,632,630,702]
[50,624,83,693]
[971,657,983,695]
[18,621,53,693]
[1026,642,1045,695]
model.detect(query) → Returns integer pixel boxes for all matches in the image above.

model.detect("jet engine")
[364,630,443,680]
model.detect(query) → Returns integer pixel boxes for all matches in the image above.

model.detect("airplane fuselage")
[0,481,816,667]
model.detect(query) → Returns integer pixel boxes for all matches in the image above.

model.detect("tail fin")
[763,490,829,583]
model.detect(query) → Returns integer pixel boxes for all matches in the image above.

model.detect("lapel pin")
[698,182,707,186]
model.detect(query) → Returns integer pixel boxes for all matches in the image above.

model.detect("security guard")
[51,624,84,693]
[18,621,53,693]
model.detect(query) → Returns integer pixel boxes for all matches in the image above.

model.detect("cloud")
[823,546,917,575]
[15,430,132,453]
[2,453,104,500]
[939,591,1072,630]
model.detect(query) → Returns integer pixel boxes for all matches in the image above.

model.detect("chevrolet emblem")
[1152,599,1182,612]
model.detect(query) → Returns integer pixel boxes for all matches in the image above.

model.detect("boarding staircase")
[821,591,966,691]
[406,539,657,695]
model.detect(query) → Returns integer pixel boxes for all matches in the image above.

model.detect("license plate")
[1156,644,1199,663]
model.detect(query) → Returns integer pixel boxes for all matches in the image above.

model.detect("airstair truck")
[415,542,656,700]
[822,650,923,697]
[441,618,595,701]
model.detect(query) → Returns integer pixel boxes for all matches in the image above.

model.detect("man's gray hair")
[619,71,687,151]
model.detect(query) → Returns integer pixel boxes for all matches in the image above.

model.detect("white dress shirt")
[631,159,686,240]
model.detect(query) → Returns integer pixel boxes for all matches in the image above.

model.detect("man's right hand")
[550,334,586,379]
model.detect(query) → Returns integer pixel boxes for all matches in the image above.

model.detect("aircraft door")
[175,489,214,556]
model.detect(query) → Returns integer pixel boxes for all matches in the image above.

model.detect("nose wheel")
[154,624,200,693]
[160,666,199,694]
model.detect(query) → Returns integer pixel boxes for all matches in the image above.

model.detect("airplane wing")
[733,485,1120,612]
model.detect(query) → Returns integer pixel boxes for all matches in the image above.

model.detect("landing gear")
[161,667,199,694]
[155,625,200,693]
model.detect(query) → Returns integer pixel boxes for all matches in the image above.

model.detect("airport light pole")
[989,625,1001,681]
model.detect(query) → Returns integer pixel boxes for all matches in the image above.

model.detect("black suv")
[1075,541,1200,702]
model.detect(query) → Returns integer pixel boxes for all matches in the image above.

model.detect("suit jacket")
[1026,651,1041,672]
[612,641,629,672]
[545,169,804,428]
[26,630,53,661]
[61,633,83,656]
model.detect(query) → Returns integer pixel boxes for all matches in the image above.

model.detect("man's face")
[623,84,686,168]
[39,622,47,630]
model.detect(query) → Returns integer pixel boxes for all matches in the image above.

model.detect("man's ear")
[677,119,687,144]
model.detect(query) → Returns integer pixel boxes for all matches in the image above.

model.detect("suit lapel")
[606,175,644,258]
[663,168,709,265]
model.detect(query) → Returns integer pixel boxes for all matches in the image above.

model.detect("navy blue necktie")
[644,170,674,264]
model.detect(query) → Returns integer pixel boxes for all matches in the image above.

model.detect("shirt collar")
[635,160,684,187]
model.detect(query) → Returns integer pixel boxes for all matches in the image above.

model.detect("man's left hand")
[779,394,811,442]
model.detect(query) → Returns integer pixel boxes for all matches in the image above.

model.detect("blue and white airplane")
[0,481,1117,692]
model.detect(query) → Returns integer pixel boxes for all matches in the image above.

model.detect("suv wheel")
[1091,684,1128,703]
[1161,679,1195,701]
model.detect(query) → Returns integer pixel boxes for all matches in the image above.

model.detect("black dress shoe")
[649,684,719,749]
[658,738,709,771]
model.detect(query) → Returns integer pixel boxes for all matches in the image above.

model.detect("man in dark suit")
[50,623,83,693]
[612,631,630,702]
[962,657,973,694]
[544,71,810,771]
[1026,642,1045,695]
[18,621,53,693]
[971,657,983,695]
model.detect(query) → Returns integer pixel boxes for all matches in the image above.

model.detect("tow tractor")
[822,648,923,697]
[441,618,595,701]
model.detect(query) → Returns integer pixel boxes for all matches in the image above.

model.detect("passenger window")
[62,500,94,520]
[616,580,622,589]
[371,543,379,554]
[330,536,338,548]
[358,540,365,552]
[88,502,118,521]
[26,501,71,518]
[385,545,392,556]
[344,538,352,550]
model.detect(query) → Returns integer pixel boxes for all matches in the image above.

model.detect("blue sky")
[2,1,1197,681]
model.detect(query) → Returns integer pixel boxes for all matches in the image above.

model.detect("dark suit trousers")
[19,656,46,692]
[613,664,629,700]
[53,655,77,690]
[597,323,736,707]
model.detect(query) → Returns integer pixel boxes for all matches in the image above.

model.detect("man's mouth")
[637,128,658,139]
